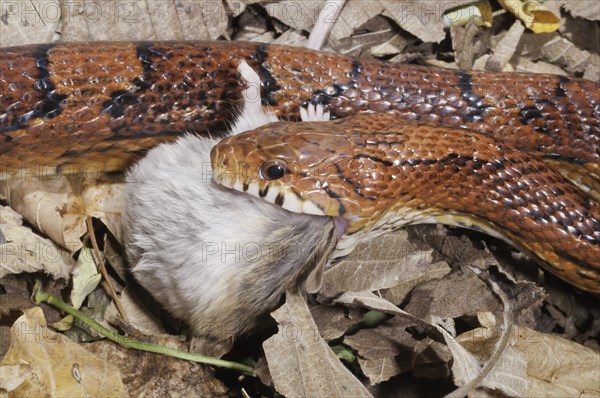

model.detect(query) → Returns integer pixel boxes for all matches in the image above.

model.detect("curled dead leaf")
[263,289,372,398]
[0,205,74,280]
[0,307,127,397]
[499,0,560,33]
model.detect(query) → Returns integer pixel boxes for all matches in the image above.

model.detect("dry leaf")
[381,0,476,43]
[80,182,125,243]
[382,260,451,305]
[0,0,60,46]
[514,327,600,397]
[0,362,32,392]
[344,317,417,384]
[358,356,404,386]
[560,0,600,21]
[0,0,228,46]
[1,177,86,252]
[344,322,413,361]
[233,4,270,41]
[440,321,530,397]
[320,230,439,297]
[560,9,599,52]
[512,57,568,75]
[264,0,328,33]
[537,35,593,72]
[309,304,362,340]
[333,290,440,337]
[443,0,493,28]
[84,337,228,397]
[0,307,127,397]
[541,289,599,345]
[225,0,248,18]
[60,0,227,42]
[451,21,491,69]
[369,33,413,57]
[271,28,308,47]
[103,232,129,283]
[583,55,600,82]
[499,0,560,33]
[425,58,459,69]
[412,337,453,379]
[0,205,73,280]
[50,315,75,332]
[408,226,496,270]
[329,2,381,44]
[0,176,124,252]
[0,0,230,46]
[332,20,402,56]
[516,32,594,75]
[333,290,447,347]
[458,320,600,397]
[451,313,530,397]
[254,355,274,388]
[70,247,102,310]
[327,0,476,45]
[405,270,502,321]
[335,290,405,315]
[485,20,526,71]
[104,286,166,337]
[263,289,372,398]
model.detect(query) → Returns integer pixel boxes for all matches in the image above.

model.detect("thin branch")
[33,281,255,376]
[86,216,128,323]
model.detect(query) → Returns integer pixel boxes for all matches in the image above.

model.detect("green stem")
[33,281,254,376]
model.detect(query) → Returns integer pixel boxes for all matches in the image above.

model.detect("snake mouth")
[212,165,350,238]
[213,172,329,216]
[333,217,349,237]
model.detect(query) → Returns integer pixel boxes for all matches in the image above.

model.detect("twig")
[306,0,347,50]
[85,216,128,322]
[444,270,514,398]
[33,281,255,376]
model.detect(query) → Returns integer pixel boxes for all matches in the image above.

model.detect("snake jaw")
[214,160,349,237]
[212,167,329,217]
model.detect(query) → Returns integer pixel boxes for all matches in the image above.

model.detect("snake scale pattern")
[0,40,599,293]
[211,114,600,294]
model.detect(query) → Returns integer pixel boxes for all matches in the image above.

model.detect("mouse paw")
[229,60,279,135]
[300,102,331,122]
[237,60,262,115]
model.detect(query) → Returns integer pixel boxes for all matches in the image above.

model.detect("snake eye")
[260,159,288,180]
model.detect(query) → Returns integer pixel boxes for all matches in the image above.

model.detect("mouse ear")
[304,219,337,294]
[305,258,326,293]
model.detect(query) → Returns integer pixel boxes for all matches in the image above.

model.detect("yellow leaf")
[499,0,560,33]
[443,0,494,28]
[0,307,127,397]
[71,247,102,310]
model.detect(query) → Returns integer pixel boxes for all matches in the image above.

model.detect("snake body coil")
[1,41,599,292]
[1,41,598,197]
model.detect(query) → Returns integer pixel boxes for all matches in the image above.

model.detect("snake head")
[210,120,357,218]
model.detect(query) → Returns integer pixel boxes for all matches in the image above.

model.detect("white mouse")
[122,61,335,339]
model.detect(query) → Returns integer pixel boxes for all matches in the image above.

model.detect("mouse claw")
[300,102,331,122]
